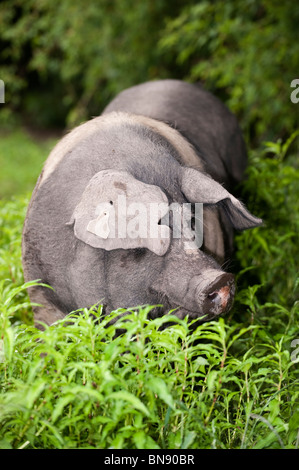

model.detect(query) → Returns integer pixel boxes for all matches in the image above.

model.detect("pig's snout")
[151,264,236,321]
[179,270,236,319]
[200,272,235,317]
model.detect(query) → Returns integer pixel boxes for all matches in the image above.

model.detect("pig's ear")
[181,168,262,230]
[68,169,171,256]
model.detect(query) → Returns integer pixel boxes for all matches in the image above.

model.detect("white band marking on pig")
[38,112,202,188]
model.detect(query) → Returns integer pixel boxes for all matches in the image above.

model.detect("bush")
[0,0,190,128]
[1,0,298,141]
[159,0,299,143]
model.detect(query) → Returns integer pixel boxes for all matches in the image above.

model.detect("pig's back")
[103,79,247,188]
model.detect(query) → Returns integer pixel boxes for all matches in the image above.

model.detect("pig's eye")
[132,248,147,259]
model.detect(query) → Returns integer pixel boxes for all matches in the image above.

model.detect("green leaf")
[206,370,219,394]
[147,377,176,410]
[181,431,197,449]
[51,393,77,424]
[107,391,151,417]
[0,439,13,449]
[3,326,14,363]
[289,408,299,433]
[250,413,284,448]
[24,380,46,409]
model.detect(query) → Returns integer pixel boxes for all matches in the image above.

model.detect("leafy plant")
[0,0,191,128]
[234,130,299,315]
[1,0,298,142]
[159,0,299,142]
[0,304,298,449]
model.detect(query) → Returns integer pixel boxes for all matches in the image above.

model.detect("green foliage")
[0,129,58,198]
[0,305,298,449]
[0,0,190,128]
[2,0,297,141]
[234,130,299,319]
[0,196,27,283]
[0,132,298,449]
[159,0,299,142]
[0,195,34,323]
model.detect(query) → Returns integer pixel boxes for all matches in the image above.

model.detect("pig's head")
[68,164,262,323]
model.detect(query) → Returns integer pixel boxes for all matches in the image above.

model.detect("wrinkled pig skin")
[22,79,262,326]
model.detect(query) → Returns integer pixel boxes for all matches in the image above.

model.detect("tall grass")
[0,130,298,449]
[0,304,298,449]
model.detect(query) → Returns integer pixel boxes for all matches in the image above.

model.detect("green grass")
[0,306,297,449]
[0,129,298,449]
[0,128,58,198]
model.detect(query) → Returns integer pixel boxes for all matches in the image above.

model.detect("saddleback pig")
[22,80,262,326]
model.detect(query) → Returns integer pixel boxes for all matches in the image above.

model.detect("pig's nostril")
[207,291,218,301]
[203,273,235,316]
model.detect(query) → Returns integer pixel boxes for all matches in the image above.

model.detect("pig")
[22,79,262,326]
